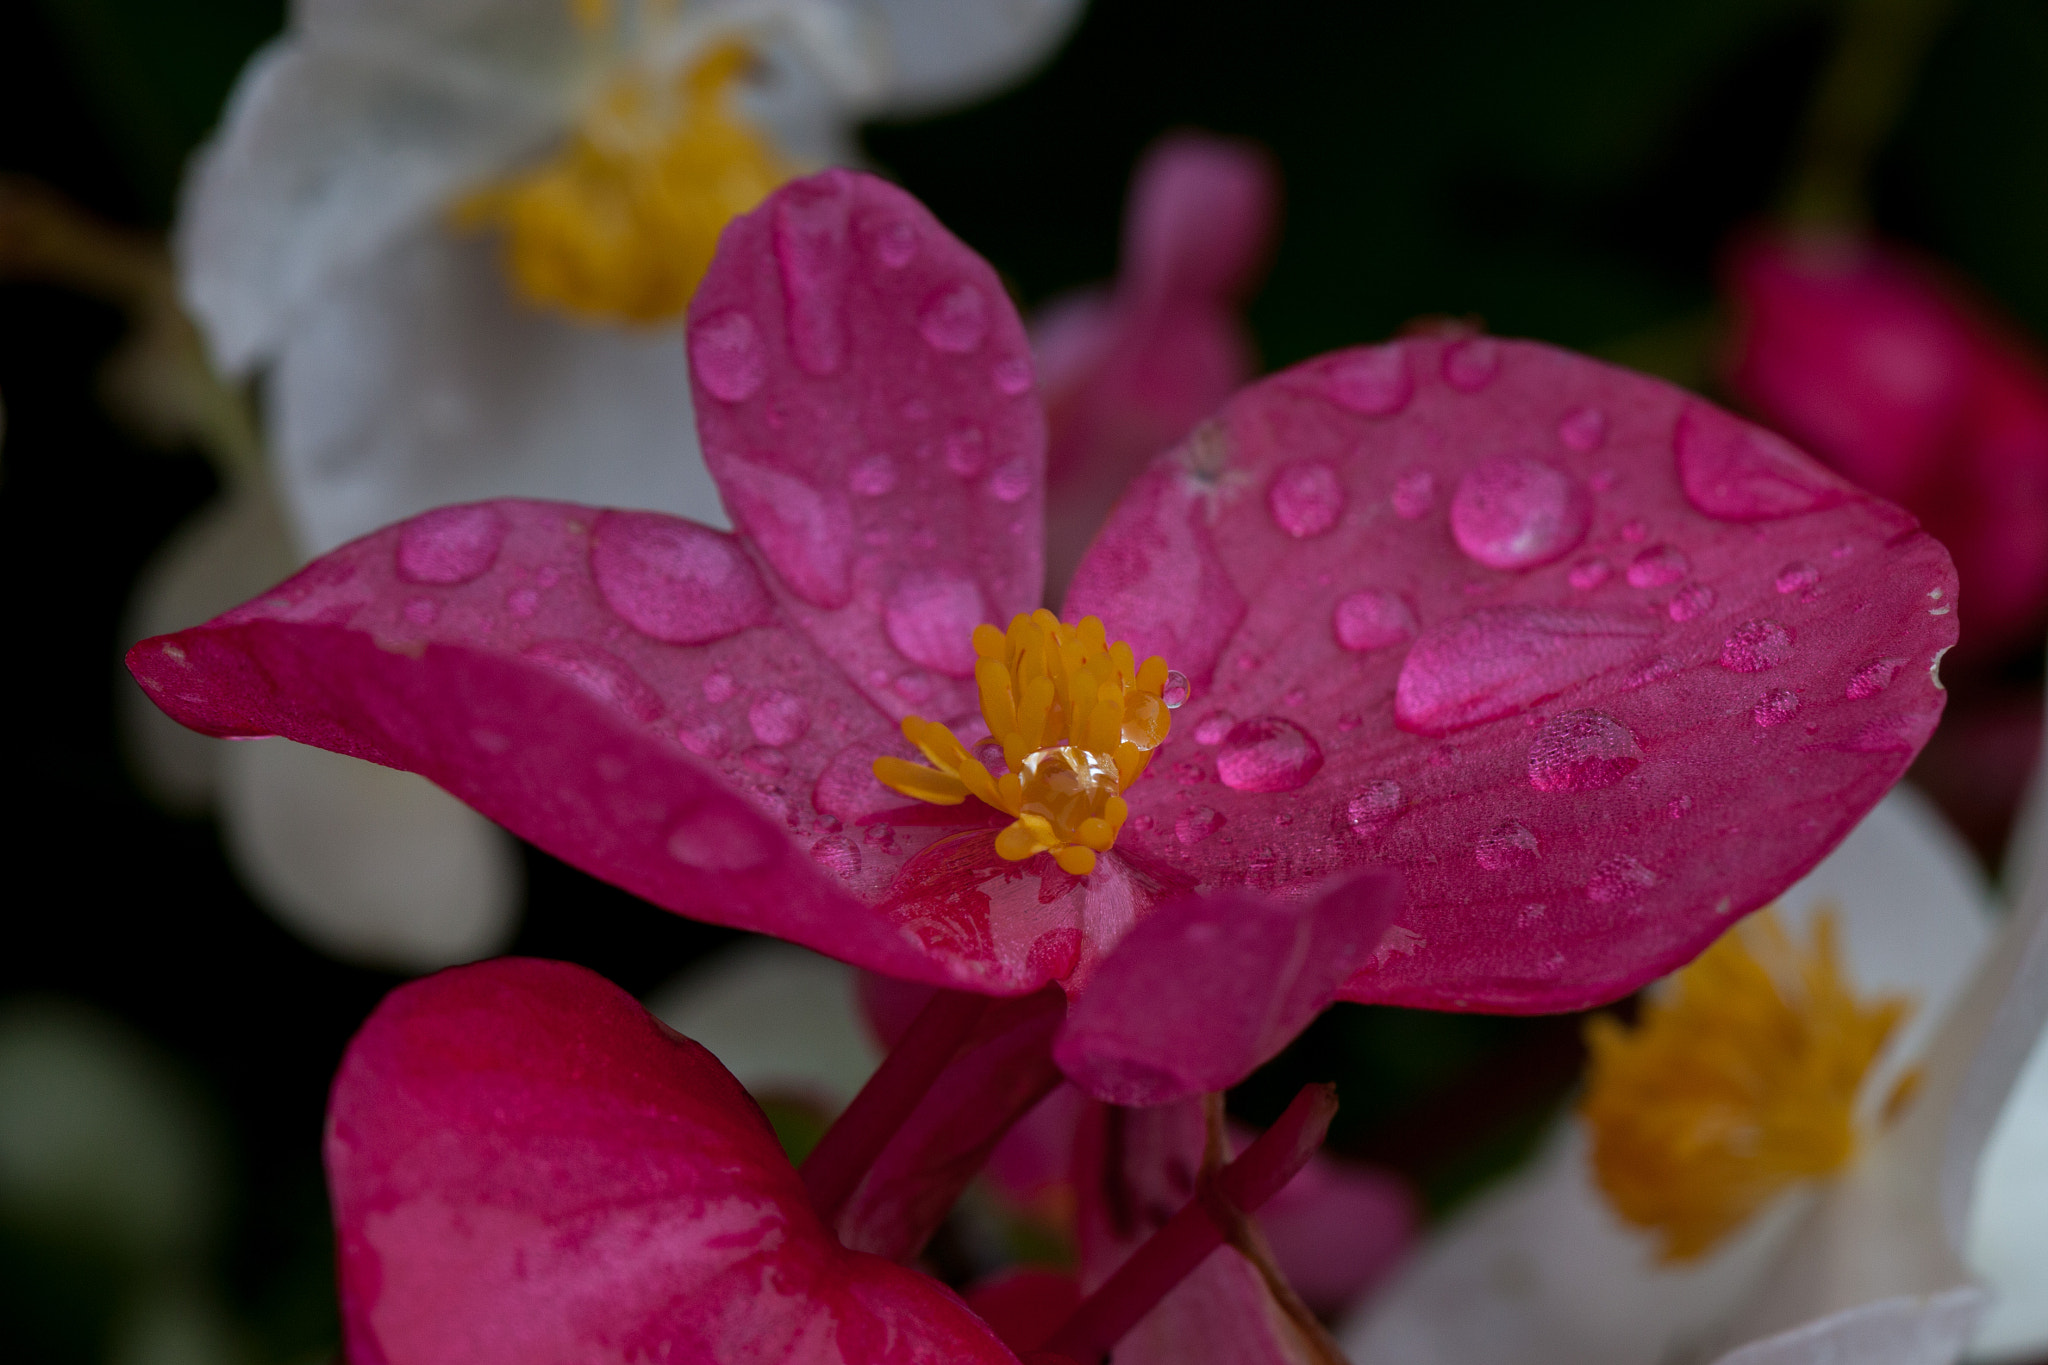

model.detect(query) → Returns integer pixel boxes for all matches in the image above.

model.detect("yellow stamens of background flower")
[455,41,794,324]
[872,611,1174,876]
[1580,906,1908,1263]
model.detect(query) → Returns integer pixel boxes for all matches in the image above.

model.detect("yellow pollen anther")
[1580,906,1909,1262]
[455,40,796,323]
[871,614,1173,876]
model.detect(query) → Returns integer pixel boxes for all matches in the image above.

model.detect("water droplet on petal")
[811,833,862,877]
[1395,607,1657,735]
[1216,717,1325,793]
[1269,461,1347,538]
[1846,657,1907,699]
[870,217,916,268]
[523,641,664,722]
[590,511,773,644]
[747,690,811,747]
[717,458,855,609]
[1667,584,1716,621]
[972,736,1007,771]
[1176,805,1225,845]
[1391,468,1438,519]
[397,505,507,585]
[1626,544,1689,588]
[1333,589,1418,651]
[1193,712,1235,745]
[1775,561,1820,594]
[1451,457,1590,570]
[1325,343,1413,414]
[678,718,733,758]
[666,804,779,871]
[1623,656,1681,690]
[1342,780,1406,838]
[774,181,851,376]
[989,458,1033,503]
[506,586,540,618]
[1720,620,1793,673]
[1161,670,1191,709]
[703,671,737,703]
[1443,336,1501,391]
[1527,709,1642,792]
[1620,519,1648,544]
[403,596,439,626]
[884,570,990,677]
[1567,558,1611,590]
[689,310,767,402]
[992,356,1033,395]
[1557,406,1607,453]
[1674,401,1846,521]
[1753,690,1800,728]
[919,282,988,354]
[849,454,898,496]
[1587,854,1657,903]
[1476,819,1539,870]
[944,426,988,477]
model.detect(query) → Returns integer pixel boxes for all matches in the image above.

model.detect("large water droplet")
[1268,461,1346,538]
[717,458,854,609]
[1176,806,1225,845]
[1443,336,1501,391]
[1395,607,1657,735]
[1667,585,1715,622]
[1162,671,1191,709]
[1342,781,1405,839]
[522,641,664,722]
[1753,689,1800,728]
[1391,468,1437,520]
[1324,344,1413,415]
[689,310,767,402]
[774,182,851,376]
[1720,620,1793,673]
[1625,544,1689,588]
[1775,561,1820,594]
[747,690,811,747]
[590,511,772,645]
[849,454,898,496]
[1333,589,1418,651]
[1216,717,1325,793]
[666,804,780,871]
[919,282,989,354]
[811,833,862,877]
[1450,457,1590,570]
[884,570,990,677]
[397,505,507,585]
[1846,657,1906,699]
[1674,402,1846,521]
[1527,709,1642,792]
[1475,819,1539,870]
[1586,854,1657,904]
[1557,406,1607,453]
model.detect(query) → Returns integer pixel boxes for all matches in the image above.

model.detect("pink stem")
[1035,1084,1339,1363]
[799,987,990,1225]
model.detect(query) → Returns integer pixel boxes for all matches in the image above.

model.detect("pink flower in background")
[133,169,1956,1108]
[1723,229,2048,658]
[1034,132,1279,598]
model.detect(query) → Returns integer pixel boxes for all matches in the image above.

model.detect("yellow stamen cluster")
[455,41,795,323]
[1580,907,1909,1262]
[872,611,1174,877]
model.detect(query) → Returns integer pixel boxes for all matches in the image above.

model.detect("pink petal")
[125,500,966,987]
[1054,871,1403,1106]
[690,169,1045,703]
[1250,1145,1417,1316]
[327,958,1018,1365]
[1067,336,1957,1013]
[1122,131,1280,313]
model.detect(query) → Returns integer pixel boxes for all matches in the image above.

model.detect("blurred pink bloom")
[135,171,1955,1108]
[1035,132,1279,598]
[1724,229,2048,657]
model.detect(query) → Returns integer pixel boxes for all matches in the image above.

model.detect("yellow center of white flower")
[1580,906,1909,1262]
[455,34,795,324]
[872,611,1176,877]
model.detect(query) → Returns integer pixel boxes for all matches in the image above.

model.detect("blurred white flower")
[177,0,1086,555]
[1340,783,2048,1365]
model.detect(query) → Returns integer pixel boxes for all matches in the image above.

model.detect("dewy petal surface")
[1066,336,1959,1013]
[328,958,1019,1365]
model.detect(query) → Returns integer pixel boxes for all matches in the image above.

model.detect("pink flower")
[132,170,1956,1106]
[1723,228,2048,657]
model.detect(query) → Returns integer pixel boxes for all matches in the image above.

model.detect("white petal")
[269,226,728,553]
[1712,1290,1986,1365]
[1965,1020,2048,1360]
[645,940,880,1107]
[118,475,299,812]
[177,39,562,375]
[217,738,522,972]
[851,0,1086,116]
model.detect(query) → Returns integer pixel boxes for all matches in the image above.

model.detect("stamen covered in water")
[455,40,794,323]
[872,611,1174,876]
[1580,907,1908,1262]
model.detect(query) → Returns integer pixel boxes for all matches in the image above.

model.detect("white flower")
[177,0,1085,555]
[1340,783,2048,1365]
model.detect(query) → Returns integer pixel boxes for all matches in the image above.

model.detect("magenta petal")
[690,169,1045,708]
[1068,336,1958,1013]
[125,500,962,986]
[1251,1147,1417,1315]
[1054,870,1403,1105]
[327,958,1017,1364]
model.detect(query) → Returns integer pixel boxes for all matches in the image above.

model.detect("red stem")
[1035,1083,1339,1364]
[799,987,990,1225]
